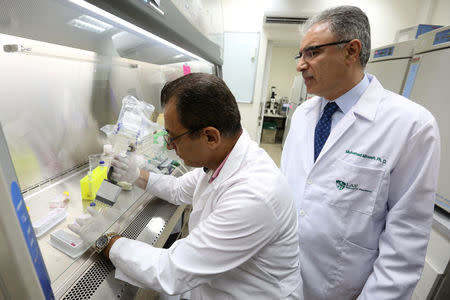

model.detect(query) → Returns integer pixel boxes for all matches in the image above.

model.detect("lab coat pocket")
[328,159,384,215]
[337,238,379,296]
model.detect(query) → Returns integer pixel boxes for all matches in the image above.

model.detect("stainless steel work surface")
[22,165,186,299]
[23,166,143,283]
[56,197,185,300]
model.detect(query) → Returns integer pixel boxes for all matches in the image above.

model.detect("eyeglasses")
[163,129,195,145]
[294,40,352,62]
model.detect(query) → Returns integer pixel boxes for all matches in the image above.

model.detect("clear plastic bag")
[116,95,154,136]
[100,95,167,159]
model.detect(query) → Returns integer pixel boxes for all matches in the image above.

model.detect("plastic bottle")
[96,161,108,180]
[113,129,132,156]
[102,144,113,168]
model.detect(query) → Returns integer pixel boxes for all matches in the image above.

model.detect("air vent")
[264,16,308,25]
[61,198,178,299]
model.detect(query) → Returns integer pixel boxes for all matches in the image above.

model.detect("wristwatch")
[94,232,120,253]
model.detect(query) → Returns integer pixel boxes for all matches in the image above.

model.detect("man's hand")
[68,206,121,246]
[110,153,142,184]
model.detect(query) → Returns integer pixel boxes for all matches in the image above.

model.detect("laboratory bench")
[23,165,188,299]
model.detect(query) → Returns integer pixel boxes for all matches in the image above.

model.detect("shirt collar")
[205,129,249,188]
[208,152,231,183]
[320,73,370,113]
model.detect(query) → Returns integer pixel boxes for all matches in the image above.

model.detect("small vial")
[49,191,70,208]
[62,191,70,206]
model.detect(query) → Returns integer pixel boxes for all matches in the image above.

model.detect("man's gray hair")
[304,6,371,67]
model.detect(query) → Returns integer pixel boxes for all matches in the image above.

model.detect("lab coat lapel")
[302,98,322,169]
[317,109,356,162]
[315,77,382,163]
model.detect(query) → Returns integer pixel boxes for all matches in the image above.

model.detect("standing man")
[281,5,440,300]
[76,73,302,299]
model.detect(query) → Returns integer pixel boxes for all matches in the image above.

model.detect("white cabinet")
[412,210,450,300]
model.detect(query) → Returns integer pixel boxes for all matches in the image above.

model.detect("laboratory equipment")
[0,0,217,298]
[265,86,280,115]
[271,86,277,102]
[102,144,113,168]
[404,28,450,300]
[49,191,70,208]
[394,24,443,42]
[80,160,108,201]
[282,75,307,146]
[0,123,53,300]
[95,180,122,206]
[366,40,416,94]
[48,229,89,259]
[88,154,103,173]
[279,97,289,116]
[111,95,157,155]
[402,25,450,213]
[32,208,67,237]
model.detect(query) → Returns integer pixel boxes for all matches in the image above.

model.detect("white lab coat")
[281,75,440,300]
[110,130,303,299]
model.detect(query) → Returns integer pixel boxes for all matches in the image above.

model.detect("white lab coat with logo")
[110,130,303,299]
[281,75,440,300]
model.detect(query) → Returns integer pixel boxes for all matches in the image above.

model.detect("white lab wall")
[267,46,299,101]
[263,0,438,47]
[222,0,444,141]
[430,0,450,25]
[222,0,269,141]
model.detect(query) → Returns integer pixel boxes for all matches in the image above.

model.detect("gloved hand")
[68,206,121,246]
[110,153,142,184]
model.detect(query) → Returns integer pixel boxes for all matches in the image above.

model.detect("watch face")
[96,235,109,249]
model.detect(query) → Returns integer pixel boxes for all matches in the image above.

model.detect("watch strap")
[94,232,120,253]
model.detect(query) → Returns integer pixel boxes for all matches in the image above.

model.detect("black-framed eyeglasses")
[163,129,195,145]
[294,40,352,61]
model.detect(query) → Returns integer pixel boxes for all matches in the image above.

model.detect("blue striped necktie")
[314,102,339,162]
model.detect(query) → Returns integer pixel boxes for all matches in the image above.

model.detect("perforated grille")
[63,257,114,300]
[121,200,177,243]
[121,200,161,240]
[61,199,177,299]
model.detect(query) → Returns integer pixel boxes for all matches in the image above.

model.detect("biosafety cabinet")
[404,26,450,300]
[403,26,450,214]
[0,0,223,299]
[366,40,417,94]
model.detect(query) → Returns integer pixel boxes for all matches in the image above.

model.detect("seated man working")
[75,73,303,299]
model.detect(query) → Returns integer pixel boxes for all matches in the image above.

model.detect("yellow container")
[80,165,108,200]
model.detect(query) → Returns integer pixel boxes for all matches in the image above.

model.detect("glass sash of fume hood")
[0,0,215,290]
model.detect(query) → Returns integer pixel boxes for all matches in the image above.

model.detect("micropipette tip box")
[33,208,67,237]
[48,229,90,258]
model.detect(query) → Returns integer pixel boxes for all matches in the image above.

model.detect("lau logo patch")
[336,180,346,190]
[335,180,372,193]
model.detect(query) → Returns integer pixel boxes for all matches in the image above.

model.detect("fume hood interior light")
[68,0,208,63]
[68,15,113,33]
[79,15,113,31]
[68,19,104,33]
[173,54,184,59]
